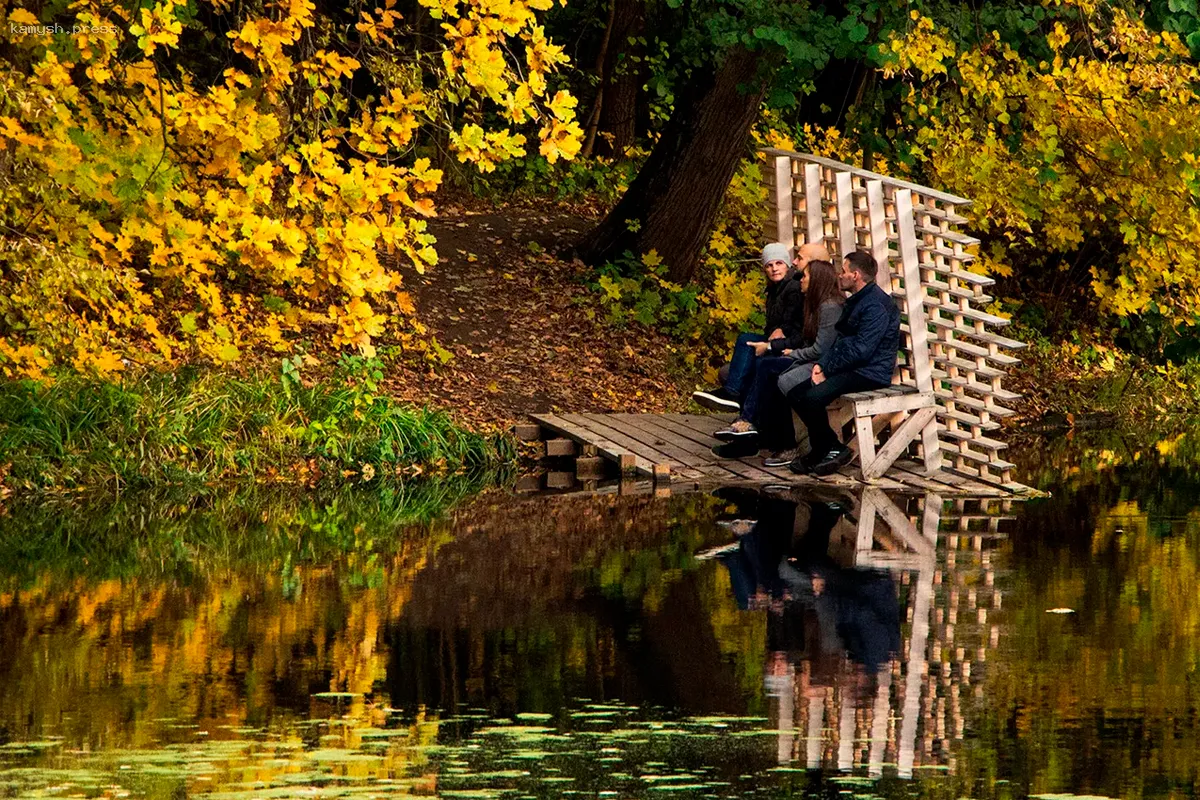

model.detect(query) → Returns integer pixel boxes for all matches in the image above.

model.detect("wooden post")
[803,163,823,246]
[774,155,795,248]
[866,179,891,291]
[835,170,856,259]
[895,188,943,474]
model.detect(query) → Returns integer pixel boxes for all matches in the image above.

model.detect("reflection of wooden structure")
[761,149,1026,489]
[772,489,1010,778]
[518,413,1033,497]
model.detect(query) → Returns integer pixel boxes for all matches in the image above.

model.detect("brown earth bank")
[379,198,701,433]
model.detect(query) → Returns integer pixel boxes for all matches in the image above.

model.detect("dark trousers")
[740,356,793,425]
[723,332,767,397]
[791,372,889,456]
[757,376,801,451]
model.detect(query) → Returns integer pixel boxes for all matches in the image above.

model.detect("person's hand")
[782,349,793,356]
[748,341,771,357]
[811,364,825,385]
[768,328,785,340]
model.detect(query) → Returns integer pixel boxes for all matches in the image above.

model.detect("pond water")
[1,435,1199,800]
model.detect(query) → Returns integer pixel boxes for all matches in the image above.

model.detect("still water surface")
[1,436,1198,799]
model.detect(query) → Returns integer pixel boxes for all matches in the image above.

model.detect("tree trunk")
[575,46,772,284]
[594,0,644,158]
[579,0,617,159]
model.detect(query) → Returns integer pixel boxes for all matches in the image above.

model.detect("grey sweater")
[777,300,842,395]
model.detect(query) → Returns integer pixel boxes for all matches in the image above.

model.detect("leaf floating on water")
[304,749,384,763]
[515,713,553,722]
[476,726,556,736]
[311,692,360,700]
[1045,608,1076,614]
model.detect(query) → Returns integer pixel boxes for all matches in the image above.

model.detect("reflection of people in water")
[705,492,902,766]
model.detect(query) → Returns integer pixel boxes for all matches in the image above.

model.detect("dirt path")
[383,201,696,431]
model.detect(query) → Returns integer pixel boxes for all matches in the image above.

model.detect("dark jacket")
[817,282,899,385]
[763,271,804,348]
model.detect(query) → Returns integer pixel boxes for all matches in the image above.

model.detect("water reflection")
[0,458,1197,798]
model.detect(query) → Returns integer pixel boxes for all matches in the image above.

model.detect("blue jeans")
[740,356,794,426]
[724,332,767,397]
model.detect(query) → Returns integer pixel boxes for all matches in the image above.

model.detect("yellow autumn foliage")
[885,1,1200,324]
[0,0,581,378]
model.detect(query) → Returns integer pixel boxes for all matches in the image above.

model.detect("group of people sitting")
[692,242,900,476]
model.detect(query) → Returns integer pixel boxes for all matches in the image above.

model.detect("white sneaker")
[694,542,742,561]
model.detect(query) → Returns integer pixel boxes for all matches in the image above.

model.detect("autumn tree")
[883,0,1200,340]
[573,0,894,283]
[0,0,583,378]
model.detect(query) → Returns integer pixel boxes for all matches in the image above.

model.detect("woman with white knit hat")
[693,242,804,412]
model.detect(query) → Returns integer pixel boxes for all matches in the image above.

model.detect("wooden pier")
[518,411,1034,498]
[516,150,1037,500]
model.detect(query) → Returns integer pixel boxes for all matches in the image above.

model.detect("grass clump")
[0,356,513,494]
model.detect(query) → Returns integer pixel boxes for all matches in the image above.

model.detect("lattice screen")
[760,149,1025,489]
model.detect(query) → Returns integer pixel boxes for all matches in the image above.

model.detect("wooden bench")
[826,385,938,481]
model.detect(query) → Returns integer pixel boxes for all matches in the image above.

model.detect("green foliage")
[590,250,699,330]
[0,366,510,494]
[467,153,644,204]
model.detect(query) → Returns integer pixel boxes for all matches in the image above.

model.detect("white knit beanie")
[761,243,791,266]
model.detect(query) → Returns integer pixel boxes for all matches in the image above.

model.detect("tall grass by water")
[0,358,512,493]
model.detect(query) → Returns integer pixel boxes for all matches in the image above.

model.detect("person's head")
[793,242,830,272]
[761,243,792,283]
[801,259,844,341]
[839,250,879,293]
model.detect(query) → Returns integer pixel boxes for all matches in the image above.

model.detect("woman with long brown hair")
[713,259,844,461]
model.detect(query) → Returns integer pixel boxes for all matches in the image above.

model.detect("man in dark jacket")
[693,242,808,411]
[786,250,899,475]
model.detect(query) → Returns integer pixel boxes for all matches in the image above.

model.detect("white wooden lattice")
[761,149,1026,488]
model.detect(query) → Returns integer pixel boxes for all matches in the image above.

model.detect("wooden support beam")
[513,423,544,441]
[544,438,577,457]
[835,170,856,258]
[803,163,823,245]
[530,413,640,474]
[575,456,606,478]
[862,406,938,480]
[546,471,575,489]
[773,155,795,247]
[866,179,891,291]
[514,474,542,493]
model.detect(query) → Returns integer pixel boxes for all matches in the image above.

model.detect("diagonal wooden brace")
[862,406,938,480]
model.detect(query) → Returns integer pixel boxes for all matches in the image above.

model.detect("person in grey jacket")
[712,260,844,458]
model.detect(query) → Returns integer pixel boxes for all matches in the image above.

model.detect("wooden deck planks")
[558,413,707,481]
[528,412,1029,497]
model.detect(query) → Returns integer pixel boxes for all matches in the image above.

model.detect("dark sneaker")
[711,438,760,459]
[788,451,819,475]
[693,387,741,412]
[714,421,757,441]
[762,448,802,468]
[810,445,855,476]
